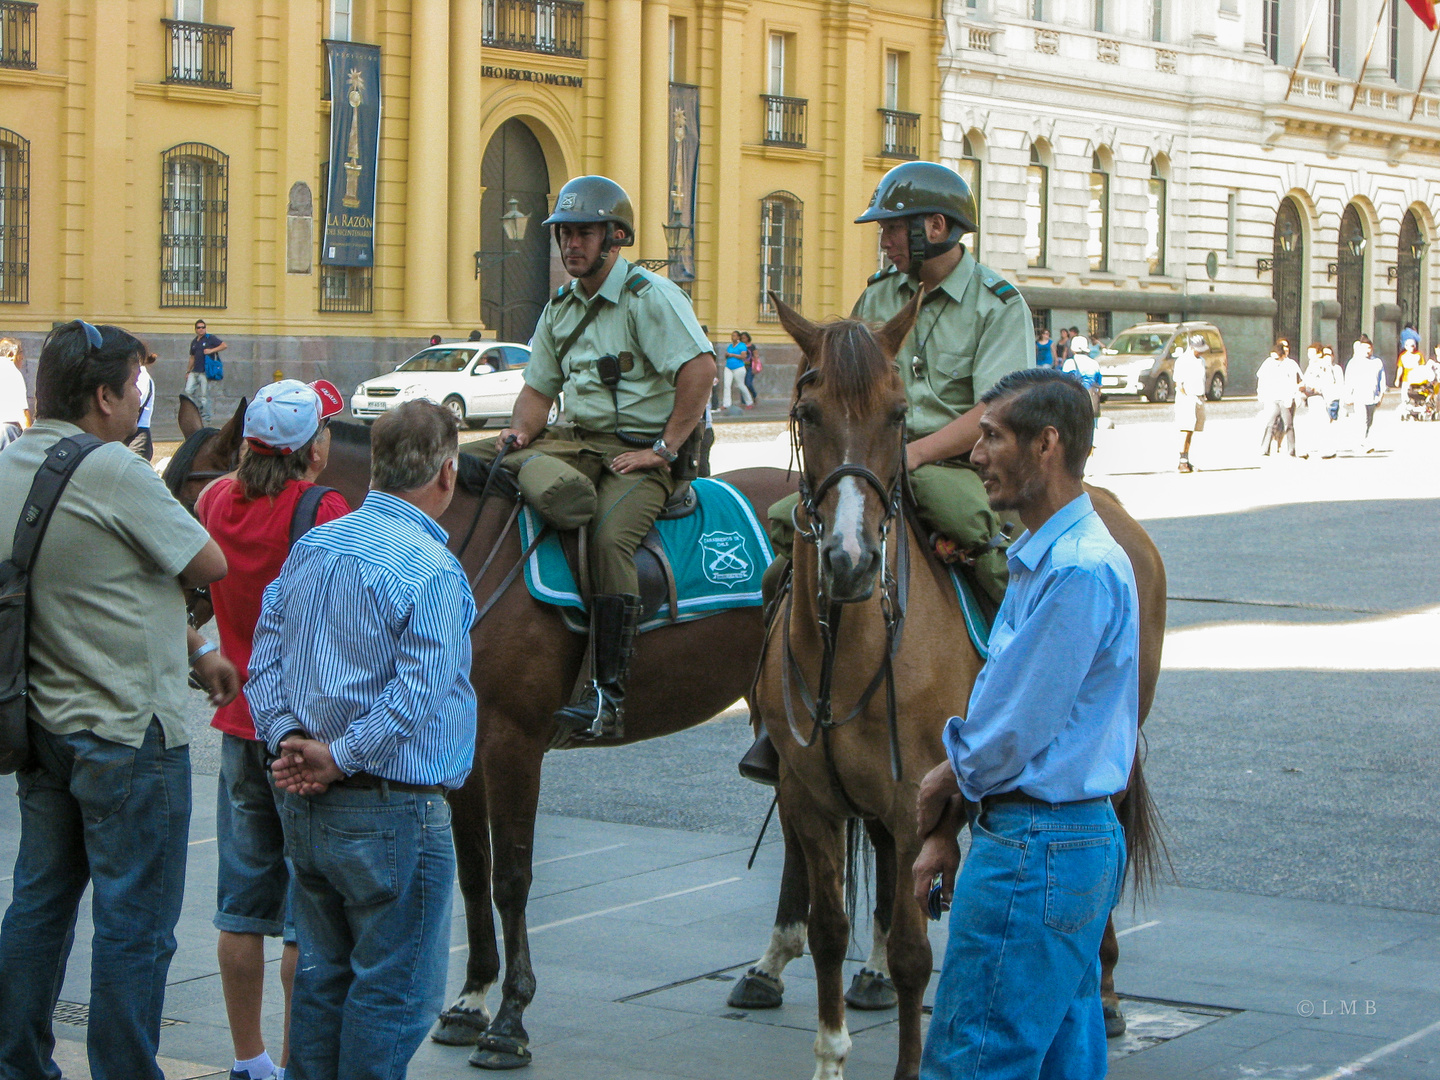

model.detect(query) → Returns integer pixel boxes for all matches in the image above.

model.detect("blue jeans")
[0,719,190,1080]
[281,785,455,1080]
[922,799,1125,1080]
[215,733,295,942]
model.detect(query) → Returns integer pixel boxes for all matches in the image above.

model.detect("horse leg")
[792,792,851,1080]
[728,795,809,1009]
[885,831,933,1080]
[845,819,899,1011]
[431,769,497,1046]
[1100,915,1124,1036]
[468,737,544,1071]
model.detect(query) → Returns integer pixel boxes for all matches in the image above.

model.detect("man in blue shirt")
[913,368,1139,1079]
[186,319,226,423]
[248,400,477,1080]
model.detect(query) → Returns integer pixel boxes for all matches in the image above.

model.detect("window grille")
[1025,144,1048,268]
[1087,311,1112,340]
[1146,161,1167,276]
[879,109,920,158]
[1088,151,1109,273]
[318,161,374,313]
[482,1,584,59]
[0,129,29,303]
[1031,308,1051,336]
[758,192,802,323]
[162,19,233,89]
[160,143,227,308]
[0,1,37,70]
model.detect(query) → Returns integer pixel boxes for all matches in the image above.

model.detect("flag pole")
[1286,0,1332,101]
[1409,26,1440,120]
[1351,0,1396,111]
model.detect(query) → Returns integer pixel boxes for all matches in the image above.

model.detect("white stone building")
[939,0,1440,391]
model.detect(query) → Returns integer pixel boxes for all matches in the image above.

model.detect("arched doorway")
[1397,209,1425,340]
[1272,198,1304,350]
[1336,204,1367,362]
[481,119,551,343]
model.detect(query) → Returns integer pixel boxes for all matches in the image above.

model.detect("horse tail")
[1117,734,1171,902]
[843,818,873,960]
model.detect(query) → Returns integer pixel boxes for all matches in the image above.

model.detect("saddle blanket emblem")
[699,530,751,589]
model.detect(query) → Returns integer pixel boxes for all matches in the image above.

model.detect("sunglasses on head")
[77,320,103,351]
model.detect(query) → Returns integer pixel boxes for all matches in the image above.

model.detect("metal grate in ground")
[52,1000,185,1028]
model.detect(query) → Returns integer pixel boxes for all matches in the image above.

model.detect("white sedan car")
[350,341,552,427]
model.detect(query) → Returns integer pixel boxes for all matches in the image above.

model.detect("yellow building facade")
[0,0,940,410]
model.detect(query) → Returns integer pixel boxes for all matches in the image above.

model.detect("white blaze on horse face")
[812,1021,852,1080]
[755,920,807,981]
[831,475,867,566]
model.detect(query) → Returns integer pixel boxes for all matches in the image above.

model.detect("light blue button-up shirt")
[248,491,478,789]
[943,492,1139,804]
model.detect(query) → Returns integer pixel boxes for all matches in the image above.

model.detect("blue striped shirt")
[248,491,478,789]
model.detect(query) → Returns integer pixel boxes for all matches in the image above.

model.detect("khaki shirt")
[524,256,714,440]
[851,250,1034,439]
[0,421,210,748]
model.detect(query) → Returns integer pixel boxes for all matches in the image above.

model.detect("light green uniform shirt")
[524,256,714,440]
[0,421,210,748]
[851,250,1034,439]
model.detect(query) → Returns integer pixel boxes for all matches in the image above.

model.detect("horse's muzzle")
[820,542,880,603]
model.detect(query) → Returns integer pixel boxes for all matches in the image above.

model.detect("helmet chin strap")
[905,217,962,278]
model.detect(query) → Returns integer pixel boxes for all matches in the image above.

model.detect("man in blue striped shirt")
[913,369,1138,1079]
[248,400,477,1080]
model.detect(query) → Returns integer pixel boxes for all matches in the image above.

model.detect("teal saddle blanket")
[517,477,775,634]
[945,564,992,661]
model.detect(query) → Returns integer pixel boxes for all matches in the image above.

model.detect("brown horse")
[168,397,800,1070]
[742,297,1165,1080]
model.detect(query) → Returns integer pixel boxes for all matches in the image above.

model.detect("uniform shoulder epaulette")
[555,283,570,300]
[867,264,899,286]
[624,271,652,296]
[983,275,1019,303]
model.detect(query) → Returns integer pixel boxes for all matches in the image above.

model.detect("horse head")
[773,290,922,603]
[165,395,247,513]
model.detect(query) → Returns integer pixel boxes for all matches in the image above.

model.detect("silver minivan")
[1099,322,1228,403]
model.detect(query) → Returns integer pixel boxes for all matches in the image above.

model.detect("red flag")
[1406,0,1438,31]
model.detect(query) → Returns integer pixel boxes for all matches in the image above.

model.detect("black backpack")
[0,434,105,773]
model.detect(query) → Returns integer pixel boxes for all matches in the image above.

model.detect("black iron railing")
[0,1,36,70]
[320,265,374,313]
[160,144,229,308]
[761,95,807,149]
[0,128,29,303]
[163,19,233,90]
[483,0,584,59]
[879,108,920,159]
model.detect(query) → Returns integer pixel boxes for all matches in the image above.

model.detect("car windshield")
[1105,332,1170,357]
[396,348,474,373]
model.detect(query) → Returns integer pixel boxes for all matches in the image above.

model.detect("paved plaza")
[3,394,1439,1078]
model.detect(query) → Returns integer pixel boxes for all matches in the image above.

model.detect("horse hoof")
[844,968,898,1011]
[430,1007,489,1046]
[468,1033,532,1070]
[1104,1002,1126,1038]
[726,967,784,1009]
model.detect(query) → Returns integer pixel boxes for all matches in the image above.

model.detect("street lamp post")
[475,196,532,278]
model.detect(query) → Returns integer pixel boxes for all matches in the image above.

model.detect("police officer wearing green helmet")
[741,161,1032,786]
[470,175,716,742]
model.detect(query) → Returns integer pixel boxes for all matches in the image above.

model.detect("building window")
[0,1,38,70]
[174,0,203,19]
[483,1,584,59]
[1389,0,1399,82]
[1087,311,1112,341]
[318,162,374,313]
[160,144,228,308]
[331,0,352,41]
[884,51,903,110]
[1093,0,1105,33]
[1263,0,1279,62]
[1226,191,1238,261]
[1025,143,1048,269]
[1152,0,1164,42]
[669,16,686,82]
[165,0,233,89]
[957,134,982,258]
[1032,308,1051,336]
[758,191,802,322]
[1031,0,1045,20]
[768,32,788,95]
[1087,151,1109,273]
[0,129,29,303]
[1145,159,1167,276]
[1329,0,1341,72]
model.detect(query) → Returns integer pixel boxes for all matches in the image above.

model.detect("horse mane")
[795,319,900,412]
[328,419,372,448]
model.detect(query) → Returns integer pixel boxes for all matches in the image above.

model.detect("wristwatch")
[651,438,678,463]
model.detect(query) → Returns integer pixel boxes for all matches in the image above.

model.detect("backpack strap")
[290,486,338,548]
[10,434,106,573]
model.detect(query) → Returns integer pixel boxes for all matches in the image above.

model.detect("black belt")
[983,790,1110,809]
[336,772,443,795]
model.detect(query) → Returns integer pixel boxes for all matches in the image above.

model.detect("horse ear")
[770,292,820,358]
[875,286,926,359]
[210,396,248,462]
[177,394,202,438]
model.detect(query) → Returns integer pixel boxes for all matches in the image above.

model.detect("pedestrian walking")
[187,319,227,424]
[1173,337,1207,472]
[1054,326,1072,364]
[248,400,477,1080]
[128,351,158,460]
[1060,334,1102,423]
[0,339,30,451]
[0,319,238,1080]
[1400,321,1420,353]
[741,331,760,404]
[913,368,1137,1080]
[723,331,754,409]
[1344,336,1387,450]
[197,379,350,1080]
[1301,344,1342,459]
[1255,342,1302,456]
[1035,328,1053,367]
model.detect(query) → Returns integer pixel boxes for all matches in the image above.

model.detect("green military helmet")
[855,161,978,236]
[543,175,635,248]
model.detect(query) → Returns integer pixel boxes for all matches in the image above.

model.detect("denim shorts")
[214,733,295,942]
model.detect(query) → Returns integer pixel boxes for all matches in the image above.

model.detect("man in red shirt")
[196,379,348,1080]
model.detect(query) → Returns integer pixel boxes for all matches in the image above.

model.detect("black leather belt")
[337,772,443,795]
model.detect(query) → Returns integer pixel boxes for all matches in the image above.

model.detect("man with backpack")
[0,320,237,1080]
[194,378,349,1080]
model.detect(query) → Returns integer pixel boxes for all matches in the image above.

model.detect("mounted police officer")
[742,160,1033,785]
[473,175,716,742]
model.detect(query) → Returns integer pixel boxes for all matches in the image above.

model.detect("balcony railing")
[762,95,807,148]
[163,19,233,89]
[483,0,584,59]
[879,109,920,159]
[0,1,37,70]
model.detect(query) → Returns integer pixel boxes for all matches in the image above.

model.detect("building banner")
[668,83,699,282]
[322,41,382,267]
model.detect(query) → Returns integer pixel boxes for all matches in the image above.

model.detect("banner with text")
[322,41,382,267]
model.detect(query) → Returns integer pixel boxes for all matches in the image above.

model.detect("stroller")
[1400,379,1439,422]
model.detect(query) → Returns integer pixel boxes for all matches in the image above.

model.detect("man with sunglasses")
[187,319,228,423]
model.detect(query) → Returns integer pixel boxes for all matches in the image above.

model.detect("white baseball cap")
[244,379,344,456]
[1069,335,1089,353]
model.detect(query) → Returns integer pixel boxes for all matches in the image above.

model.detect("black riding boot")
[552,593,641,741]
[738,729,780,787]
